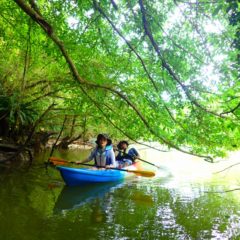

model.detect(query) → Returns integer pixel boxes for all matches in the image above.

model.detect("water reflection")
[1,148,240,239]
[54,181,123,213]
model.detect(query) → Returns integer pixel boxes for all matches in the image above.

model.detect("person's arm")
[76,148,96,164]
[129,148,140,160]
[106,149,116,168]
[115,151,121,160]
[78,158,91,164]
[134,148,140,159]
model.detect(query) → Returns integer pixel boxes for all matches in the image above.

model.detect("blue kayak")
[57,166,129,186]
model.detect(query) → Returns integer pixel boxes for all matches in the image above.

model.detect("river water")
[0,147,240,240]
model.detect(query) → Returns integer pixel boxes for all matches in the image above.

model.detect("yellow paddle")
[48,157,155,178]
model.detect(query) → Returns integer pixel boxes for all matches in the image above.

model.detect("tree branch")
[22,19,31,91]
[93,0,159,92]
[14,0,213,160]
[221,102,240,116]
[138,0,224,118]
[214,162,240,174]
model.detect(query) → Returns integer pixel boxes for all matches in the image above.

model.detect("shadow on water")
[53,181,124,214]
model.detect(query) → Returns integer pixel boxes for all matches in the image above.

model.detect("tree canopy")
[0,0,239,159]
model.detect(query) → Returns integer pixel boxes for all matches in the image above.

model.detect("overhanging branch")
[93,0,159,92]
[14,0,213,160]
[138,0,224,118]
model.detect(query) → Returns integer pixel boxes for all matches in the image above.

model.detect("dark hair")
[117,140,129,149]
[95,133,112,146]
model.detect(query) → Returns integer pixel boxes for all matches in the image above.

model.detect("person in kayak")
[77,133,116,168]
[115,141,140,168]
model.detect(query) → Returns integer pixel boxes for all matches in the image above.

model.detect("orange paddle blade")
[48,157,69,165]
[126,169,155,177]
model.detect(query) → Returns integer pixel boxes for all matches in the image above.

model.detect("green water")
[0,149,240,240]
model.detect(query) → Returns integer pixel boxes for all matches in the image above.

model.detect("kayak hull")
[57,164,139,186]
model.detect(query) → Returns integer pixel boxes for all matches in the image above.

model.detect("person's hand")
[132,156,139,160]
[91,166,98,170]
[96,167,105,170]
[105,165,112,169]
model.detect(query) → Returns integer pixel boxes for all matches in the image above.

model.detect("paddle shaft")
[137,157,160,168]
[49,158,94,167]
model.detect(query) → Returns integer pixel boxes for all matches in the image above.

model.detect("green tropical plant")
[0,91,38,138]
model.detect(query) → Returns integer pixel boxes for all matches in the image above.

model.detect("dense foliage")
[0,0,239,158]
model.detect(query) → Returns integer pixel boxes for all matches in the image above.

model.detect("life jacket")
[94,145,113,167]
[116,149,127,161]
[116,147,137,161]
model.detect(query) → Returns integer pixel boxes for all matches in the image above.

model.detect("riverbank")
[47,139,94,150]
[0,137,93,164]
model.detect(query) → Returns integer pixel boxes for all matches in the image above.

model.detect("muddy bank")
[0,142,33,164]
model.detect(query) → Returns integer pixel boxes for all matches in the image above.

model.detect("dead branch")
[214,162,240,174]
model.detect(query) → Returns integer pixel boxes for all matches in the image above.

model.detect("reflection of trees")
[1,166,240,239]
[108,184,240,239]
[166,185,240,239]
[101,185,168,239]
[0,167,61,240]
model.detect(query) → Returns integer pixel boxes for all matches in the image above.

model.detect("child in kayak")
[115,141,140,168]
[77,133,116,168]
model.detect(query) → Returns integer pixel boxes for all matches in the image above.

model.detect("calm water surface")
[0,148,240,240]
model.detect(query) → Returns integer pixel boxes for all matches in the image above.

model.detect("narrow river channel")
[0,147,240,239]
